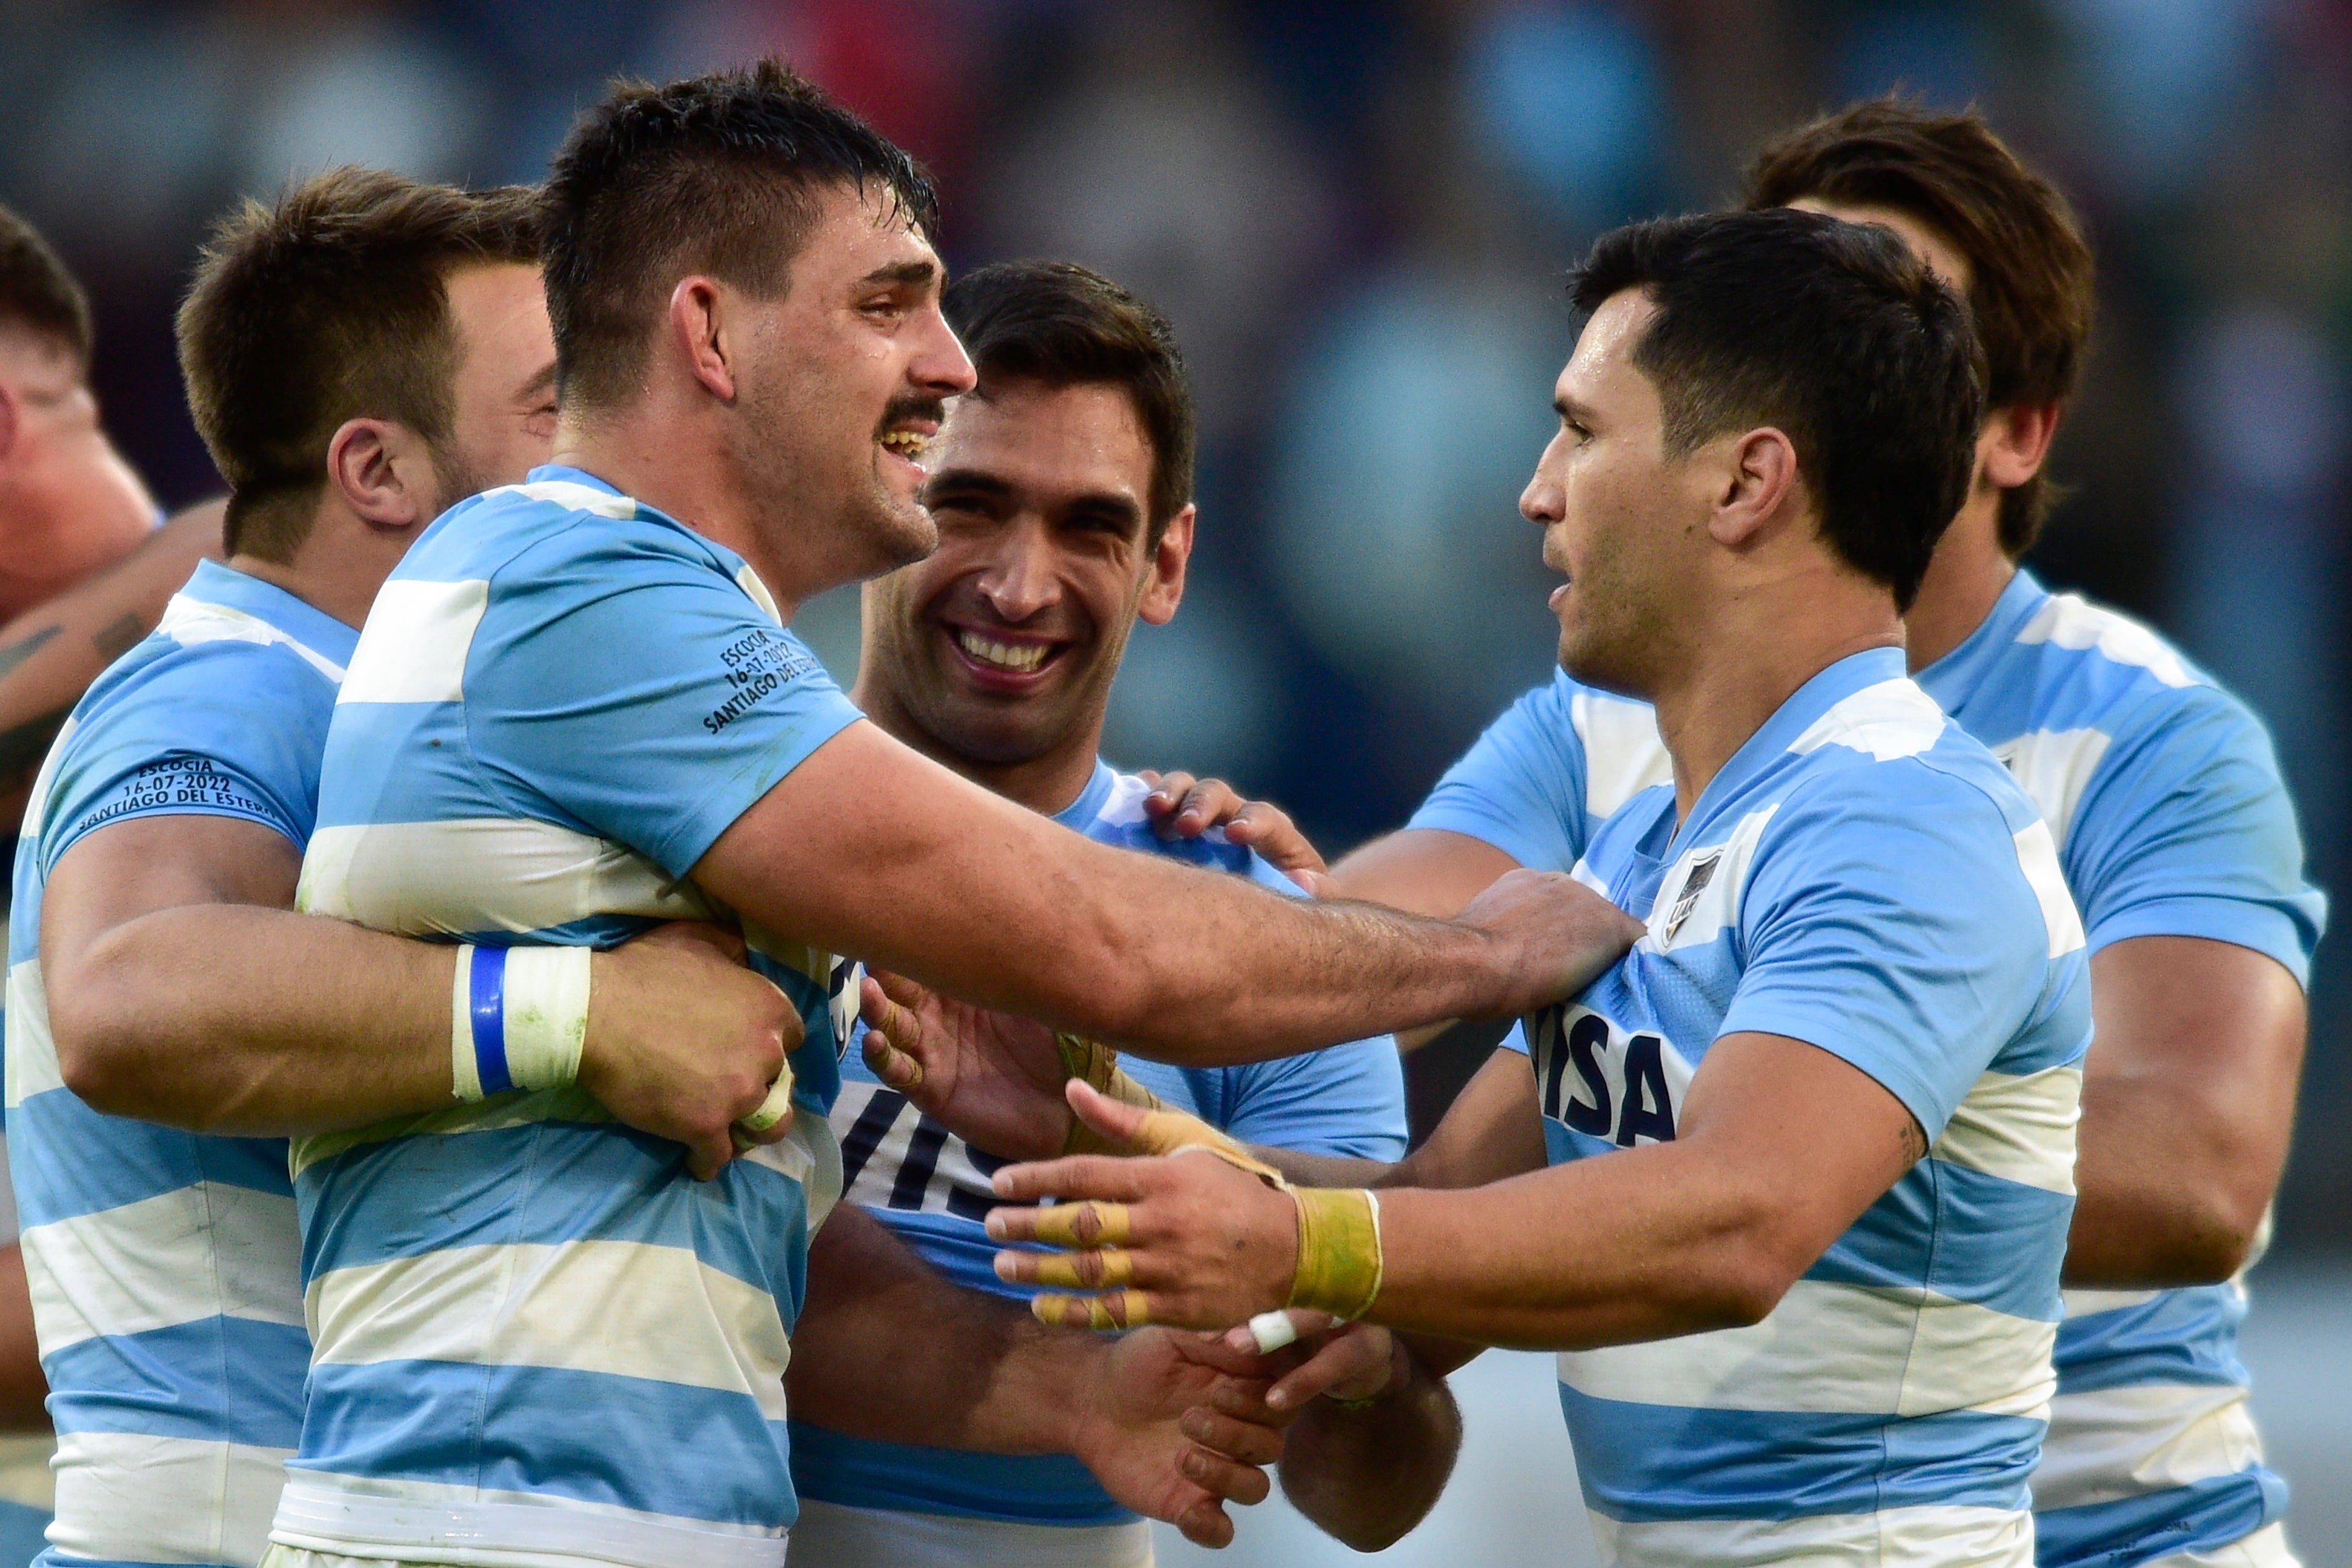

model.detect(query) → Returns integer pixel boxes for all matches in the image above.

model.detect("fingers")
[1181,1405,1285,1469]
[685,1130,733,1182]
[1173,1496,1235,1550]
[1223,1307,1336,1356]
[1026,1200,1133,1248]
[1030,1288,1153,1331]
[1268,1325,1396,1411]
[1290,868,1337,898]
[987,1154,1153,1208]
[1065,1079,1152,1149]
[634,919,749,964]
[1182,1444,1272,1507]
[1031,1246,1135,1289]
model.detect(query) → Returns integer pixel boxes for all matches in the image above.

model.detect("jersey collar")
[1674,645,1910,844]
[1913,567,2048,710]
[1051,759,1121,830]
[182,557,361,667]
[522,463,754,580]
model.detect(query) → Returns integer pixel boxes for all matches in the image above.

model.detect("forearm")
[788,1206,1091,1455]
[1277,1343,1462,1553]
[1329,827,1523,917]
[1365,1149,1783,1349]
[54,905,456,1135]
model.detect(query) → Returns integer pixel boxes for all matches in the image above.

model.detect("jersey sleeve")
[1407,674,1590,871]
[2061,684,2325,987]
[464,530,865,879]
[40,643,326,872]
[1719,769,2059,1139]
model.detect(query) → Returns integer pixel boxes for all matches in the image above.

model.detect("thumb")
[1066,1078,1153,1149]
[1289,868,1337,898]
[636,918,748,965]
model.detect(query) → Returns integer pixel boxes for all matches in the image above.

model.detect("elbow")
[50,1004,141,1117]
[2153,1191,2270,1286]
[1690,1232,1809,1331]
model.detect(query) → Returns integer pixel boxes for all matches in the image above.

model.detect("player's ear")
[1708,427,1798,549]
[669,277,736,402]
[1980,401,2060,490]
[1136,503,1194,627]
[325,417,434,533]
[0,378,18,466]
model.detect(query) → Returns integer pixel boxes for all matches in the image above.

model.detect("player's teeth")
[956,630,1047,671]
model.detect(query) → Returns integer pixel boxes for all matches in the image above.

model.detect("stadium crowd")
[0,40,2328,1568]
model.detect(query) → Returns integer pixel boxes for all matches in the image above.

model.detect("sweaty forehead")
[1563,290,1658,399]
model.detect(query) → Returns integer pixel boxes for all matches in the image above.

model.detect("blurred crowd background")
[2,1,2344,1225]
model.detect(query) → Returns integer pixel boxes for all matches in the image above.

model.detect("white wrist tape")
[450,944,593,1102]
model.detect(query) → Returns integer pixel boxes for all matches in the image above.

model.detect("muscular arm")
[696,722,1630,1065]
[0,502,222,823]
[0,1245,46,1431]
[1328,826,1524,918]
[996,1031,1923,1350]
[2063,936,2306,1286]
[40,814,799,1174]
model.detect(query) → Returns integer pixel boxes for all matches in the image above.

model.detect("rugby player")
[983,208,2094,1568]
[7,170,818,1568]
[279,61,1625,1568]
[1196,101,2322,1568]
[782,258,1454,1567]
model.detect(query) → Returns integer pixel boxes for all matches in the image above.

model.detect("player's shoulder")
[1992,583,2231,732]
[1773,672,2040,842]
[398,469,748,598]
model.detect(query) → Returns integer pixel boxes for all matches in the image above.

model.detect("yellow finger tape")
[1028,1200,1132,1248]
[1056,1034,1166,1155]
[1033,1288,1150,1331]
[1032,1247,1135,1289]
[1287,1188,1383,1322]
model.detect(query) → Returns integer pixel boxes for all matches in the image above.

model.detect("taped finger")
[1028,1200,1132,1248]
[1031,1288,1151,1331]
[735,1069,795,1136]
[1033,1247,1134,1289]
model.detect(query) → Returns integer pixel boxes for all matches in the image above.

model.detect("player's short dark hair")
[1742,98,2095,557]
[176,168,541,562]
[0,203,94,372]
[543,58,940,411]
[942,261,1195,542]
[1570,207,1985,612]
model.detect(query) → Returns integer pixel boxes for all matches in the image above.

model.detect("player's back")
[1916,569,2324,1568]
[5,560,351,1566]
[1526,647,2089,1568]
[789,763,1405,1561]
[285,468,862,1567]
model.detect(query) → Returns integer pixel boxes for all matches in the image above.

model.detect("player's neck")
[850,674,1104,816]
[1903,495,2016,673]
[551,414,813,626]
[1649,569,1903,824]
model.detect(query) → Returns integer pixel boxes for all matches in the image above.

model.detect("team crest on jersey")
[1660,850,1721,944]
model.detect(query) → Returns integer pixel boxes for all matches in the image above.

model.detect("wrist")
[450,944,592,1102]
[1287,1188,1384,1321]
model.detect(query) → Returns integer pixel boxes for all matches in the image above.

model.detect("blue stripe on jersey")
[1524,650,2086,1561]
[7,1086,289,1228]
[2033,1470,2284,1568]
[5,560,352,1568]
[43,1318,308,1444]
[295,1116,812,1300]
[288,467,865,1561]
[788,762,1409,1528]
[1427,571,2322,1566]
[297,1362,789,1523]
[1561,1387,2043,1522]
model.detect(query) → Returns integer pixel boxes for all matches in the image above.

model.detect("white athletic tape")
[450,944,592,1102]
[737,1072,795,1136]
[1246,1310,1300,1355]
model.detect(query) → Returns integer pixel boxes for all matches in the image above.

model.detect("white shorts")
[784,1499,1153,1568]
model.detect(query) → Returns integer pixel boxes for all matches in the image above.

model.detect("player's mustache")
[875,396,947,439]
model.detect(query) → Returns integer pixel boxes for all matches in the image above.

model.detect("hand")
[987,1146,1300,1331]
[1140,770,1331,895]
[1222,1311,1402,1413]
[579,921,802,1180]
[858,970,1077,1160]
[1075,1325,1287,1548]
[1453,867,1647,1017]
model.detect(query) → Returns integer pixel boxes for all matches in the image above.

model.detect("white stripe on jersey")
[300,817,720,936]
[2034,1382,2264,1511]
[50,1430,292,1566]
[23,1182,304,1346]
[336,579,487,704]
[1587,1502,2032,1568]
[1991,727,2112,848]
[1931,1064,2083,1195]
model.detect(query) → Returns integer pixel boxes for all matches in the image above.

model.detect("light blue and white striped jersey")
[282,467,865,1568]
[1424,571,2325,1567]
[1510,647,2091,1567]
[6,560,352,1567]
[1917,572,2323,1568]
[789,762,1407,1528]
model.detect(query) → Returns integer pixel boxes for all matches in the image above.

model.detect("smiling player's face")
[1519,289,1707,701]
[861,376,1191,769]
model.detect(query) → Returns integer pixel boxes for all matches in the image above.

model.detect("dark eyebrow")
[921,467,1012,500]
[860,258,940,290]
[515,360,557,404]
[1555,393,1598,426]
[1061,492,1147,534]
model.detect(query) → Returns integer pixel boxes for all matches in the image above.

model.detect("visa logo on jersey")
[1526,1002,1693,1149]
